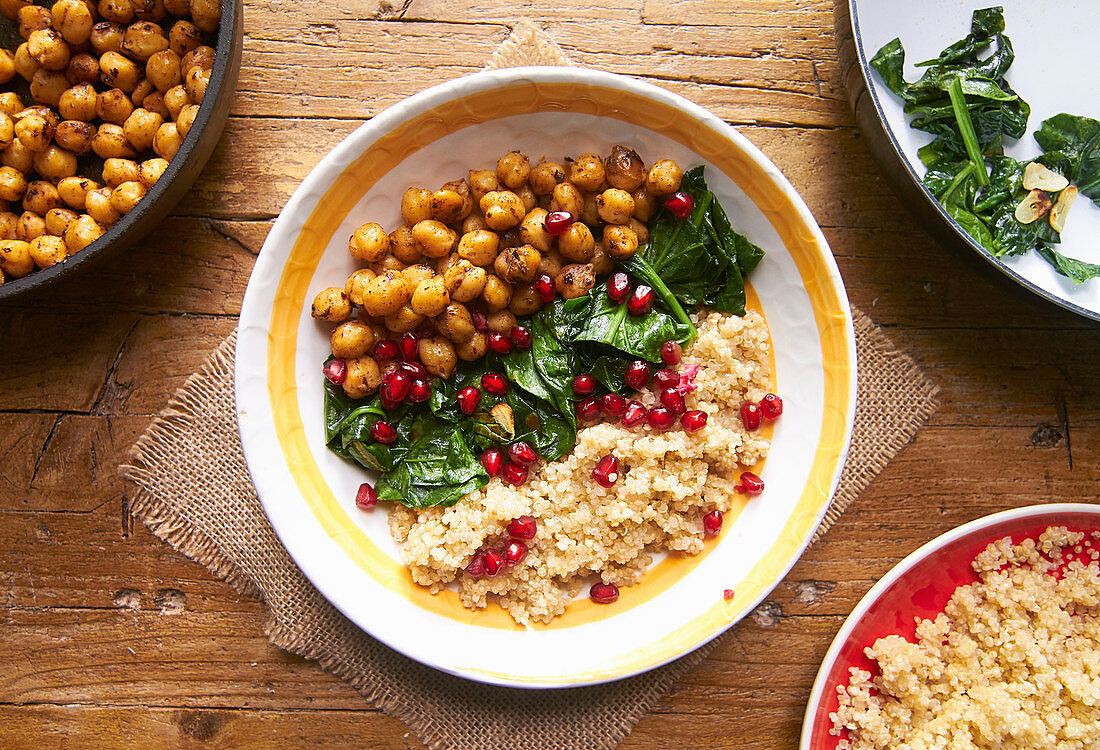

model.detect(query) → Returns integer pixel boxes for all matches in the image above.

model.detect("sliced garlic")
[1015,189,1053,224]
[490,402,515,439]
[1049,185,1078,233]
[1022,162,1069,192]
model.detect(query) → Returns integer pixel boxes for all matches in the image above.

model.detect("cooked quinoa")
[830,526,1100,750]
[387,309,773,624]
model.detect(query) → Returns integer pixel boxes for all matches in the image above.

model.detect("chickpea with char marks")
[0,211,20,238]
[63,213,103,252]
[603,224,639,260]
[14,42,41,81]
[175,104,198,137]
[0,166,27,201]
[52,0,95,45]
[59,83,98,121]
[96,87,134,125]
[447,261,486,303]
[132,0,167,22]
[495,151,529,189]
[99,50,140,91]
[23,180,62,215]
[418,337,457,378]
[121,21,168,62]
[519,207,552,252]
[410,275,450,317]
[189,0,220,32]
[455,331,487,361]
[85,186,120,224]
[98,0,135,24]
[33,145,77,181]
[44,207,77,236]
[555,263,596,299]
[343,268,376,306]
[549,181,583,217]
[362,270,412,318]
[604,144,646,191]
[152,120,181,159]
[529,160,565,195]
[183,65,208,102]
[15,113,53,152]
[0,238,34,276]
[0,49,14,84]
[163,84,189,119]
[557,221,595,263]
[467,168,497,203]
[568,153,605,191]
[456,228,499,267]
[66,52,100,84]
[383,304,424,334]
[168,19,204,56]
[28,234,66,268]
[481,273,512,312]
[349,222,390,263]
[27,29,70,70]
[646,159,683,196]
[57,175,98,208]
[137,157,167,187]
[92,122,137,158]
[595,188,635,225]
[110,180,145,213]
[179,44,213,76]
[493,243,541,284]
[121,107,162,151]
[145,48,181,92]
[388,225,421,265]
[509,282,543,316]
[311,286,352,322]
[30,69,70,108]
[479,190,525,231]
[343,356,381,399]
[399,263,433,290]
[16,210,46,241]
[411,219,456,259]
[400,187,432,226]
[435,302,475,343]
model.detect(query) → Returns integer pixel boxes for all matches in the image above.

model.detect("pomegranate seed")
[664,190,694,218]
[660,388,686,415]
[322,358,347,386]
[508,441,538,466]
[676,363,701,394]
[576,396,600,422]
[502,461,528,486]
[543,210,574,235]
[399,332,419,361]
[480,447,504,478]
[507,515,537,539]
[354,482,377,510]
[621,400,647,427]
[739,471,764,495]
[456,386,481,415]
[481,372,509,396]
[600,393,627,417]
[487,331,513,354]
[484,548,505,577]
[607,272,632,304]
[399,360,427,379]
[471,310,488,332]
[504,540,527,566]
[382,370,411,403]
[465,550,487,578]
[534,273,556,303]
[646,407,675,429]
[572,373,597,396]
[592,454,620,487]
[380,390,401,411]
[653,368,680,390]
[661,341,682,366]
[408,379,432,403]
[509,325,532,349]
[370,420,398,444]
[372,338,399,361]
[590,582,619,604]
[624,360,651,390]
[703,510,723,537]
[723,588,735,601]
[627,285,654,315]
[740,401,762,431]
[681,409,708,432]
[761,393,783,420]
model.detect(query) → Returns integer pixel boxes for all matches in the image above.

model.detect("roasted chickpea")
[383,304,425,334]
[384,225,418,265]
[455,331,487,361]
[0,93,23,116]
[99,50,140,90]
[460,213,487,234]
[400,187,432,226]
[3,138,34,173]
[92,122,136,158]
[163,84,189,119]
[33,145,77,181]
[347,222,388,263]
[493,243,541,284]
[310,286,351,322]
[172,103,196,139]
[579,190,602,226]
[143,48,181,92]
[0,0,30,22]
[555,263,595,300]
[627,216,649,245]
[536,250,564,279]
[399,263,433,290]
[479,190,525,231]
[90,21,125,55]
[59,83,98,120]
[85,186,120,224]
[118,107,160,151]
[142,90,170,119]
[57,175,98,208]
[98,0,135,24]
[14,113,53,152]
[603,224,639,260]
[52,0,95,45]
[66,52,100,84]
[109,180,145,213]
[168,19,204,56]
[0,238,34,277]
[411,219,457,259]
[343,268,376,306]
[13,42,41,81]
[62,213,103,252]
[631,186,657,222]
[557,221,595,263]
[596,188,635,225]
[29,69,69,109]
[430,182,471,224]
[189,0,220,32]
[362,270,411,318]
[589,245,615,276]
[495,151,529,190]
[129,77,155,106]
[27,28,70,71]
[368,254,404,276]
[435,302,475,343]
[343,355,381,399]
[0,113,11,149]
[179,44,213,76]
[481,273,512,313]
[54,120,96,154]
[434,251,460,277]
[568,153,604,191]
[508,283,543,316]
[0,49,14,84]
[132,0,167,21]
[0,211,16,240]
[16,210,45,241]
[456,229,499,267]
[549,182,583,218]
[518,207,553,253]
[418,336,457,378]
[410,275,450,317]
[604,144,646,191]
[182,66,209,103]
[529,160,566,195]
[22,180,61,215]
[152,120,181,159]
[447,261,486,303]
[136,156,167,187]
[96,87,134,125]
[485,309,516,334]
[0,166,27,201]
[467,168,498,203]
[121,21,167,61]
[329,320,374,359]
[44,207,77,236]
[28,234,66,268]
[645,159,682,196]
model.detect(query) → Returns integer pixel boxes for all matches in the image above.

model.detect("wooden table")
[2,1,1097,746]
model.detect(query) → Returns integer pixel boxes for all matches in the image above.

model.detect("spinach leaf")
[375,414,488,510]
[1036,246,1100,284]
[1034,114,1100,203]
[571,287,693,362]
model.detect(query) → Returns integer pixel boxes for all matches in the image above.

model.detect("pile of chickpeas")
[312,145,685,400]
[0,0,220,285]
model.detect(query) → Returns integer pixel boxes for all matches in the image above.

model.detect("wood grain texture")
[0,0,1097,748]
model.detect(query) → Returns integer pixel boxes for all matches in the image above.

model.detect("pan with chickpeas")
[0,0,224,290]
[316,145,766,514]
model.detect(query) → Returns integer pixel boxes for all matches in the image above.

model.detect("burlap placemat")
[119,22,939,750]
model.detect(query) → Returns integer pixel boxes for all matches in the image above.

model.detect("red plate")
[801,503,1100,749]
